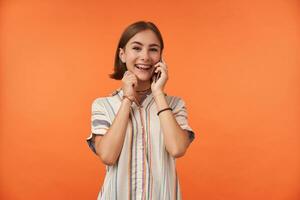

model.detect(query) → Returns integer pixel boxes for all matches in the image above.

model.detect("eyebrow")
[130,41,161,48]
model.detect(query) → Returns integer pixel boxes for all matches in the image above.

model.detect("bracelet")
[123,95,134,104]
[157,107,172,116]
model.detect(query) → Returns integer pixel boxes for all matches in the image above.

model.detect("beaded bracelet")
[157,107,173,116]
[123,95,135,104]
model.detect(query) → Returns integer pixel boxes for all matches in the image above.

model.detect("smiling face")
[119,29,162,83]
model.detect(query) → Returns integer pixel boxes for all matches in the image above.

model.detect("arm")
[154,92,192,158]
[94,98,132,165]
[93,69,139,165]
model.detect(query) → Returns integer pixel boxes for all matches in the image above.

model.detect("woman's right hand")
[122,70,138,98]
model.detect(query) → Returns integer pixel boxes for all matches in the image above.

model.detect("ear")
[119,48,126,63]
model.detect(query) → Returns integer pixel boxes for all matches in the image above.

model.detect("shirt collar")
[111,87,156,108]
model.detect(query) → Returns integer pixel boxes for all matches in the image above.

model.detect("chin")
[132,67,155,82]
[136,74,152,82]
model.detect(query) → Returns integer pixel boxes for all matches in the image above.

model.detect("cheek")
[150,53,161,61]
[126,52,138,61]
[127,50,134,56]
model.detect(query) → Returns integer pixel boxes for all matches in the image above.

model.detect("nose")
[140,49,150,61]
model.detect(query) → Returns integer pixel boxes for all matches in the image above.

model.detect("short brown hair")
[109,21,164,80]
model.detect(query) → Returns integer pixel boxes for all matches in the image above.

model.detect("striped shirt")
[86,88,195,200]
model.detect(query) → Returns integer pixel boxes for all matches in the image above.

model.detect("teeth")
[135,64,151,70]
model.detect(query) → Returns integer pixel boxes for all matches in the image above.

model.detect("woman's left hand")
[151,58,168,96]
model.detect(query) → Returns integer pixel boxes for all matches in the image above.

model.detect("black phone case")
[154,59,162,82]
[154,71,161,82]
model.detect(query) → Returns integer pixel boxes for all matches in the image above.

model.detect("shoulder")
[91,88,122,106]
[92,97,106,105]
[165,94,184,103]
[90,98,107,112]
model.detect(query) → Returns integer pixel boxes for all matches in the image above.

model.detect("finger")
[127,70,134,74]
[161,64,167,71]
[125,70,136,76]
[160,60,167,69]
[161,58,168,68]
[130,77,137,84]
[124,70,130,76]
[130,78,138,84]
[122,75,133,82]
[155,61,167,70]
[154,61,161,67]
[127,71,138,78]
[130,74,138,80]
[155,66,168,76]
[132,81,138,88]
[125,74,136,80]
[154,66,160,73]
[154,59,163,66]
[154,66,164,73]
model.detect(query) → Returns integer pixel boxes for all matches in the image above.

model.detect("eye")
[150,48,158,52]
[133,46,141,51]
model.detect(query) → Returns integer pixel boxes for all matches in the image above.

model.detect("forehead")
[127,30,161,47]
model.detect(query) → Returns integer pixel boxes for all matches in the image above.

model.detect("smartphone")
[153,59,162,83]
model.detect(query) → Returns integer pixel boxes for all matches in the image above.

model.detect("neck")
[135,80,151,92]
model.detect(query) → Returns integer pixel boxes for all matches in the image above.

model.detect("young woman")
[86,21,195,200]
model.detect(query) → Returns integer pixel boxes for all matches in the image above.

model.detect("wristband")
[157,107,172,116]
[123,95,134,104]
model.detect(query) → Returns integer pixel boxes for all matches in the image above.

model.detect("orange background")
[1,0,300,199]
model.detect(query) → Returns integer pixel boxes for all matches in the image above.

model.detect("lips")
[135,64,152,70]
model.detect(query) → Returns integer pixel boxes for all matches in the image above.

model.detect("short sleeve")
[172,97,195,142]
[86,98,111,154]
